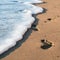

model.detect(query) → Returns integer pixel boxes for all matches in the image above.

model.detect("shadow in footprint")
[47,18,52,21]
[41,43,52,49]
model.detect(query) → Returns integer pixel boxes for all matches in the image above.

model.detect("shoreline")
[1,0,60,60]
[0,6,44,58]
[0,1,43,55]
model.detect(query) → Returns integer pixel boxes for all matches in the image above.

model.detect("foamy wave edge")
[0,0,43,54]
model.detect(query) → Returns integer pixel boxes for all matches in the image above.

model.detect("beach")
[1,0,60,60]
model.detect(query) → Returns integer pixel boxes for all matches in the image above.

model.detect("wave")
[0,0,43,54]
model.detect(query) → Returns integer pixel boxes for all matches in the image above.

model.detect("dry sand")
[0,0,60,60]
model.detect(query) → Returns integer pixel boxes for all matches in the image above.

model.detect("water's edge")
[0,0,43,55]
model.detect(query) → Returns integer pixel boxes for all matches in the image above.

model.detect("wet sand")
[1,0,60,60]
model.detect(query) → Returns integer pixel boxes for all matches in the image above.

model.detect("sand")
[0,0,60,60]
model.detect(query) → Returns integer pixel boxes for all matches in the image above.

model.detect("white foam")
[0,0,43,54]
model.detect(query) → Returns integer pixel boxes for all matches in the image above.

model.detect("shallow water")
[0,0,43,54]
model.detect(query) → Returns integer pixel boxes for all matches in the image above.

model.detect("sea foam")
[0,0,43,54]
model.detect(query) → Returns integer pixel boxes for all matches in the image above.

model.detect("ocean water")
[0,0,43,54]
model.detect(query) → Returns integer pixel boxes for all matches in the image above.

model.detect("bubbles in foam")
[0,0,43,54]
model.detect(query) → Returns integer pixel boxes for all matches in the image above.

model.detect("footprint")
[47,18,52,21]
[44,18,52,23]
[41,39,52,49]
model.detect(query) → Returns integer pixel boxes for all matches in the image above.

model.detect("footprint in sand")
[47,18,52,21]
[41,39,52,49]
[45,15,60,23]
[44,18,52,23]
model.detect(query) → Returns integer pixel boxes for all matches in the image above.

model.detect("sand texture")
[0,0,60,60]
